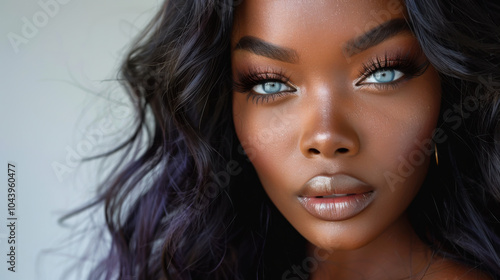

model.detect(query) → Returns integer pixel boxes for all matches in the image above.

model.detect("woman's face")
[231,0,441,251]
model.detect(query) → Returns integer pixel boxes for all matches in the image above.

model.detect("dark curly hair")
[67,0,500,279]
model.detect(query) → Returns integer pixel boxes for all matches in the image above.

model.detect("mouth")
[315,193,354,198]
[298,175,375,221]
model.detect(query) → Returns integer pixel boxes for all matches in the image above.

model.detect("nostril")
[337,148,349,154]
[309,148,321,155]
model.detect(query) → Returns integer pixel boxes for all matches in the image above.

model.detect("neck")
[307,215,434,280]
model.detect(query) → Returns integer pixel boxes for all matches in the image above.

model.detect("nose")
[299,89,360,159]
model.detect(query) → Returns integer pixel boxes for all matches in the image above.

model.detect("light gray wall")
[1,0,159,279]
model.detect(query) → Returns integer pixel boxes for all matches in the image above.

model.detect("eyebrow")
[343,18,411,57]
[234,36,299,63]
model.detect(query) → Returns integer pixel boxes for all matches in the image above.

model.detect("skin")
[231,0,490,279]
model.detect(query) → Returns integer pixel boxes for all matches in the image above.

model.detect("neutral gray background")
[1,0,159,279]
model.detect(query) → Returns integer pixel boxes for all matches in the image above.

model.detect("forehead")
[232,0,406,46]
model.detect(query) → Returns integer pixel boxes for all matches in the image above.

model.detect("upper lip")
[299,174,373,197]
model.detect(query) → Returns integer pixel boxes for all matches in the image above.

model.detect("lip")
[298,174,375,221]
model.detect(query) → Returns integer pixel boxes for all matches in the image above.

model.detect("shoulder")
[423,257,492,280]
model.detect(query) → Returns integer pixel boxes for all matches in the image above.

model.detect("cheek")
[372,79,441,196]
[233,96,298,164]
[232,95,308,201]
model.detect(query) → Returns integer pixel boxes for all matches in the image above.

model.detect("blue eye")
[253,81,293,94]
[364,69,404,83]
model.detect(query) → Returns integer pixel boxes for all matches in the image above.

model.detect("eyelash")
[233,53,429,104]
[233,70,294,104]
[357,52,429,90]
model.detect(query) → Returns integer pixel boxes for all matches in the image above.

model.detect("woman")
[78,0,500,279]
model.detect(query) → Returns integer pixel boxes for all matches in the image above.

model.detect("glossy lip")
[297,174,375,221]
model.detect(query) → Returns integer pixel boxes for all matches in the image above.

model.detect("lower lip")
[298,192,375,221]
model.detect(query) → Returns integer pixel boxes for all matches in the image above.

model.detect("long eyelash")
[357,51,429,89]
[233,69,291,93]
[233,68,292,104]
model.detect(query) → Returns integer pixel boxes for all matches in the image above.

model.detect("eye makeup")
[233,67,296,104]
[232,48,430,104]
[355,50,430,90]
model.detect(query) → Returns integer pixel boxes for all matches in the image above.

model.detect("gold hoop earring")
[434,143,439,166]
